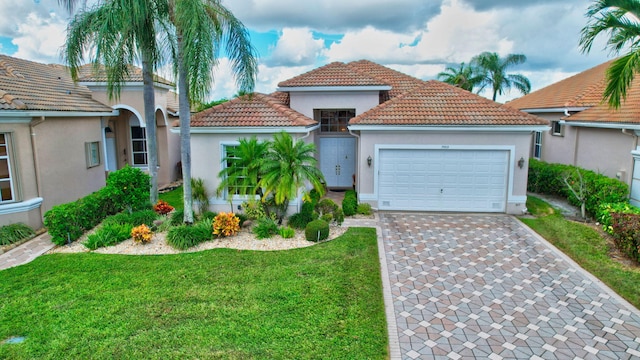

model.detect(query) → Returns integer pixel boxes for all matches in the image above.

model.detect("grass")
[521,196,640,309]
[0,228,387,359]
[159,185,184,211]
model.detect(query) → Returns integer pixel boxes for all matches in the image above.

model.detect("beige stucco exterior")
[288,91,379,118]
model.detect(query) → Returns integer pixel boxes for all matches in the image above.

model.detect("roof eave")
[518,107,589,113]
[348,124,551,132]
[560,121,640,130]
[175,124,320,134]
[276,85,392,92]
[0,109,119,118]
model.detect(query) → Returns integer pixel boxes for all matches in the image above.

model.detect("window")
[552,121,563,136]
[0,133,15,203]
[316,109,355,133]
[131,126,148,166]
[85,141,101,168]
[533,131,542,159]
[223,145,249,197]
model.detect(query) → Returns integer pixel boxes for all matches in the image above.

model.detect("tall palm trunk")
[177,34,194,224]
[141,55,159,204]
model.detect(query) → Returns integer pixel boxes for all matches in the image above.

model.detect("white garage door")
[378,149,509,212]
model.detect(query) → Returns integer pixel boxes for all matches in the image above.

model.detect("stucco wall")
[573,127,637,184]
[289,91,379,118]
[356,130,533,214]
[533,112,579,165]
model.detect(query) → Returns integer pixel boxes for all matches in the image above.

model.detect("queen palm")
[61,0,169,205]
[471,52,531,101]
[169,0,257,223]
[259,132,326,224]
[580,0,640,108]
[437,62,482,92]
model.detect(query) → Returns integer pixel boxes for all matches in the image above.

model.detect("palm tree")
[471,52,532,101]
[580,0,640,109]
[437,62,482,92]
[259,132,326,224]
[169,0,258,224]
[61,0,170,205]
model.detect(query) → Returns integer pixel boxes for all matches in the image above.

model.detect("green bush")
[170,209,185,226]
[103,209,158,227]
[0,223,35,246]
[527,159,628,217]
[611,213,640,263]
[321,213,333,223]
[85,223,133,250]
[597,202,640,234]
[357,203,373,215]
[241,199,266,220]
[166,223,212,250]
[199,211,218,222]
[316,198,338,216]
[333,208,344,226]
[342,190,358,216]
[253,218,279,239]
[278,226,295,239]
[287,199,317,229]
[305,219,329,242]
[104,165,151,212]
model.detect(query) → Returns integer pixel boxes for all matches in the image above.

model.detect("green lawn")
[0,228,387,359]
[159,185,184,211]
[521,196,640,309]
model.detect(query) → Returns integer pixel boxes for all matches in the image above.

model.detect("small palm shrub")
[0,223,35,246]
[253,218,279,239]
[153,200,174,215]
[167,223,212,250]
[191,177,210,214]
[131,224,153,244]
[279,226,296,239]
[213,212,240,238]
[342,190,358,216]
[357,203,373,215]
[85,223,133,250]
[305,219,329,242]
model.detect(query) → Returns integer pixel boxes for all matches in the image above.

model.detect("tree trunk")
[141,56,159,205]
[177,35,194,224]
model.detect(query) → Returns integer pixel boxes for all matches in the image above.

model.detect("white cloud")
[12,11,68,64]
[266,28,325,66]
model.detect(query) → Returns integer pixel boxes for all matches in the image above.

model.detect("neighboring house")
[0,54,180,229]
[506,60,640,207]
[189,60,548,215]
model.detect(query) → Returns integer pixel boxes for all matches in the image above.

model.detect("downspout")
[348,128,361,197]
[622,129,638,186]
[29,116,45,218]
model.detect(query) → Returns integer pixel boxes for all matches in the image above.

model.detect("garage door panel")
[378,149,508,212]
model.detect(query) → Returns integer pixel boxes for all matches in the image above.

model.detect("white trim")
[0,110,118,118]
[348,125,550,132]
[182,124,320,134]
[277,85,391,92]
[0,197,43,215]
[519,107,589,113]
[154,106,169,126]
[372,145,517,212]
[561,121,640,130]
[114,104,145,127]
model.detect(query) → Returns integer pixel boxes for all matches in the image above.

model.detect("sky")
[0,0,615,103]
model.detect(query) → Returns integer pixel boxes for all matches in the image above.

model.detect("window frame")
[130,126,148,166]
[85,141,101,168]
[315,109,355,134]
[0,133,16,204]
[551,121,563,136]
[222,144,252,200]
[533,131,542,159]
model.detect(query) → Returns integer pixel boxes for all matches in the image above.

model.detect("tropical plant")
[580,0,640,108]
[471,52,531,101]
[153,200,174,215]
[131,224,153,243]
[437,62,483,91]
[191,177,210,214]
[170,0,258,225]
[61,0,170,204]
[212,212,240,238]
[259,132,326,223]
[253,217,279,239]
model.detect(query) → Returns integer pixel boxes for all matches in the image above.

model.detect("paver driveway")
[379,213,640,359]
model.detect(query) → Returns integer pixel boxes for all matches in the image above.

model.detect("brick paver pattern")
[380,213,640,360]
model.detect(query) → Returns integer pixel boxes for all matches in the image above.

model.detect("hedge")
[527,159,628,217]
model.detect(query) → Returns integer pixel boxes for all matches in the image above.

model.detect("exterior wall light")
[367,155,372,167]
[518,157,525,169]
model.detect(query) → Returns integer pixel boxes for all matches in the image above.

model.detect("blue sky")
[0,0,613,102]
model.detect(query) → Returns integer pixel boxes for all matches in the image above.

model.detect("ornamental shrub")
[170,209,185,226]
[597,202,640,234]
[167,223,212,250]
[278,226,296,239]
[253,217,279,239]
[241,199,266,220]
[0,223,35,246]
[305,219,329,242]
[131,224,153,244]
[333,208,344,226]
[153,200,174,215]
[104,165,151,212]
[342,190,358,216]
[213,212,240,238]
[357,203,373,215]
[103,209,158,228]
[84,222,133,250]
[316,198,338,216]
[611,212,640,263]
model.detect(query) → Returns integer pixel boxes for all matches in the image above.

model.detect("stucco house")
[189,60,549,215]
[0,54,180,229]
[506,60,640,207]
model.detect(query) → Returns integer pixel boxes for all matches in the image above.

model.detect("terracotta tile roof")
[191,92,316,127]
[77,63,174,87]
[350,80,549,126]
[277,61,388,88]
[0,54,113,112]
[166,91,179,115]
[270,91,290,106]
[562,80,640,124]
[506,60,614,110]
[346,60,425,99]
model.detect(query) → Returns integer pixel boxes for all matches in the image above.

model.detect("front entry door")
[320,137,356,188]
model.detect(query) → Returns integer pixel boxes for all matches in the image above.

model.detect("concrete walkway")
[0,233,55,271]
